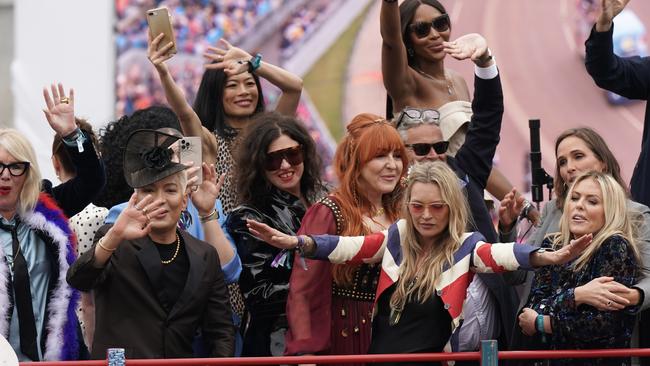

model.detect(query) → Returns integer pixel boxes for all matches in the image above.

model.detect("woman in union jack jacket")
[248,161,591,363]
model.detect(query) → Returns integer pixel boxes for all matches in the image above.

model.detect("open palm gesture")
[42,83,76,137]
[112,193,166,242]
[443,33,490,65]
[203,39,252,75]
[190,163,225,215]
[547,234,593,265]
[247,219,299,249]
[596,0,631,30]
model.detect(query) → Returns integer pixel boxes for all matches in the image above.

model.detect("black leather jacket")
[225,188,306,320]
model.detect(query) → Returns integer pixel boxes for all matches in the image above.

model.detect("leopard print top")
[214,133,247,319]
[215,133,239,214]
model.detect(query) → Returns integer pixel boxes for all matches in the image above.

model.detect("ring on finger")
[60,97,70,104]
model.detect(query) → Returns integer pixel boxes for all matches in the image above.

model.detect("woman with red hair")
[285,114,408,364]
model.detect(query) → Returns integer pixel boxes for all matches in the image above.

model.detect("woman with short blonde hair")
[0,128,79,361]
[0,129,41,216]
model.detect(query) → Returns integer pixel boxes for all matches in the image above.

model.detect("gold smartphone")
[146,7,177,54]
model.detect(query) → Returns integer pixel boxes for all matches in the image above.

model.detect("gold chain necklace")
[160,234,180,265]
[413,67,454,95]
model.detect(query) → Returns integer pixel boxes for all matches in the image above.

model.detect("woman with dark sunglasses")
[224,112,325,357]
[381,0,490,145]
[284,114,408,366]
[382,0,539,244]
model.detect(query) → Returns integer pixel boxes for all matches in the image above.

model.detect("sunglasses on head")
[395,107,440,130]
[409,14,451,39]
[264,146,304,171]
[405,141,449,156]
[0,162,30,177]
[408,201,448,214]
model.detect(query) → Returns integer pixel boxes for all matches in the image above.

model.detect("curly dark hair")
[193,66,265,138]
[93,106,181,208]
[235,112,325,207]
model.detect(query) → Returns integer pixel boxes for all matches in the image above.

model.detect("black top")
[226,188,306,319]
[153,234,189,312]
[67,226,234,358]
[41,130,106,218]
[369,283,451,365]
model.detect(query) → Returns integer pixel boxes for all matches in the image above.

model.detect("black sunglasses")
[0,162,30,177]
[405,141,449,156]
[409,14,451,39]
[395,107,440,129]
[264,146,304,171]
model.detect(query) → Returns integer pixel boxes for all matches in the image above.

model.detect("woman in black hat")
[67,129,234,359]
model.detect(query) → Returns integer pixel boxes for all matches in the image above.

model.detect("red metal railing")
[21,348,650,365]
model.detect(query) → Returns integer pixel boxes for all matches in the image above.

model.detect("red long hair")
[331,113,408,286]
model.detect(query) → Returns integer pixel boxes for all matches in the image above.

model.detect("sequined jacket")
[525,235,638,358]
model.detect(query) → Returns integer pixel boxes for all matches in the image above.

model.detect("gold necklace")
[413,67,454,95]
[374,207,385,217]
[160,234,180,265]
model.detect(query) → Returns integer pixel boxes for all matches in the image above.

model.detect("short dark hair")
[51,117,99,176]
[193,67,265,138]
[235,112,324,207]
[93,106,181,208]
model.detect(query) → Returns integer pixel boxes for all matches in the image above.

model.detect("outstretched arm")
[147,32,216,162]
[204,39,303,115]
[450,35,502,187]
[585,0,650,99]
[380,0,416,103]
[246,218,390,264]
[43,83,106,217]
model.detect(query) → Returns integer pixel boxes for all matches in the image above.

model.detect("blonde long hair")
[0,129,42,216]
[554,171,640,271]
[390,161,469,311]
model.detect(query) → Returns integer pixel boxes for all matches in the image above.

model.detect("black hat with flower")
[123,128,187,188]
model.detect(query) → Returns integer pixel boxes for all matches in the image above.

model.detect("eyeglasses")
[0,162,30,177]
[408,201,448,214]
[409,14,451,39]
[405,141,449,156]
[264,146,304,171]
[395,107,440,130]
